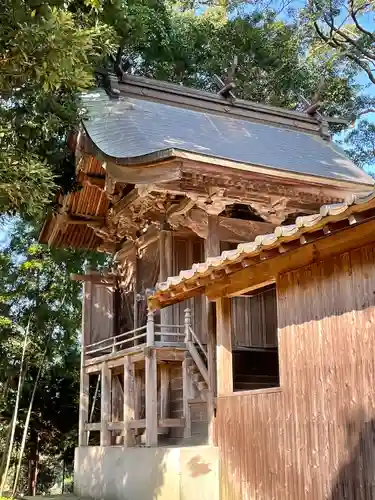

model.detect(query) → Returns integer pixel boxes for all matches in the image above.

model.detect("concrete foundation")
[74,445,219,500]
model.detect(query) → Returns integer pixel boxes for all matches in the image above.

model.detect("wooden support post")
[205,214,220,443]
[111,375,123,445]
[78,371,89,446]
[100,362,112,446]
[79,280,91,446]
[134,372,142,421]
[159,364,170,435]
[159,230,174,338]
[123,357,135,446]
[145,349,158,446]
[133,247,139,330]
[216,297,233,396]
[147,309,155,346]
[182,359,192,439]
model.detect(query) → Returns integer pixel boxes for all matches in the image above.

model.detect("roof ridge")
[108,74,322,136]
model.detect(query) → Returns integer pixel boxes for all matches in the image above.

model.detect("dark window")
[232,284,280,392]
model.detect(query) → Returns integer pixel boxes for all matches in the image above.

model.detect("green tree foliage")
[0,1,116,217]
[0,220,107,494]
[304,0,374,85]
[1,0,373,219]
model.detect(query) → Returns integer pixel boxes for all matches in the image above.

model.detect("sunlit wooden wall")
[217,242,375,500]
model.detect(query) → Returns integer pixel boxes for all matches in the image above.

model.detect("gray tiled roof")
[82,90,373,186]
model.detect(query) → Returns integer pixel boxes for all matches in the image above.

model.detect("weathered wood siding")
[172,236,207,342]
[217,243,375,500]
[231,288,277,348]
[85,281,114,345]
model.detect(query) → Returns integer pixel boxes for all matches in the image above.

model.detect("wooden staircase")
[182,322,211,442]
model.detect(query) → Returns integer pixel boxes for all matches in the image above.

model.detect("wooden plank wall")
[231,288,277,348]
[217,242,375,500]
[172,235,207,343]
[117,240,160,333]
[86,282,114,345]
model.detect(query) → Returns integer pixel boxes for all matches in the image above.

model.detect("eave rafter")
[42,144,373,251]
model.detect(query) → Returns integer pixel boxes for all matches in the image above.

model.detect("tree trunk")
[27,431,39,497]
[0,318,30,496]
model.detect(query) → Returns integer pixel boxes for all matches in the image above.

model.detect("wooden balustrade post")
[184,308,192,342]
[147,309,155,346]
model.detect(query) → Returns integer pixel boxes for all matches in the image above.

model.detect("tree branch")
[349,0,375,41]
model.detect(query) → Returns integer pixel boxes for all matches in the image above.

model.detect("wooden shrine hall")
[39,71,374,500]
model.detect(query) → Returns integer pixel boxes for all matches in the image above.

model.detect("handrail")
[86,325,147,349]
[186,341,209,385]
[189,326,207,360]
[153,331,185,337]
[155,324,185,329]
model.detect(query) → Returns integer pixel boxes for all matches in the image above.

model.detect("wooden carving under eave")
[170,209,275,242]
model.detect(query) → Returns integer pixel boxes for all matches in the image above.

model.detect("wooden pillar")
[182,358,192,438]
[100,362,111,446]
[78,370,89,446]
[216,297,233,396]
[134,372,142,420]
[145,349,158,446]
[159,364,170,434]
[205,214,220,443]
[111,375,123,444]
[133,247,139,330]
[159,230,174,334]
[79,281,90,446]
[123,357,135,446]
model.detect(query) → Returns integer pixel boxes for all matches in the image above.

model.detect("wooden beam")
[84,422,101,432]
[123,356,136,446]
[100,362,112,446]
[176,209,274,242]
[159,418,185,428]
[216,297,233,396]
[155,349,185,362]
[112,189,140,222]
[129,419,146,429]
[145,349,158,446]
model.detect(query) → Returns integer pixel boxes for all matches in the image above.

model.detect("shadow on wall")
[330,413,375,500]
[74,445,219,500]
